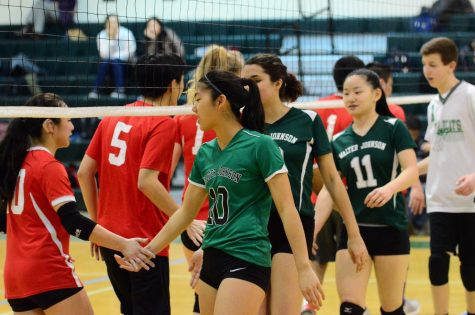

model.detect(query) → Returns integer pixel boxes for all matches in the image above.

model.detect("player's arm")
[139,183,207,255]
[77,154,99,222]
[317,154,360,242]
[137,168,180,217]
[365,148,418,208]
[408,179,425,215]
[317,153,367,270]
[314,186,334,236]
[267,173,324,309]
[54,201,155,270]
[170,143,183,177]
[312,165,323,195]
[417,156,430,176]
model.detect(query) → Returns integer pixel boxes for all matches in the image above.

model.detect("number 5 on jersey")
[207,186,229,225]
[109,122,133,166]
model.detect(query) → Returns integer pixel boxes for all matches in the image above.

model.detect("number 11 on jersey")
[350,154,378,189]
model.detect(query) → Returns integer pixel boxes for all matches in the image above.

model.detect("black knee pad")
[460,260,475,291]
[381,303,404,315]
[340,302,365,315]
[429,252,450,286]
[193,293,200,313]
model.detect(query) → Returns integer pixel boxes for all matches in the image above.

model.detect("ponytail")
[0,119,30,203]
[0,93,65,205]
[282,73,304,102]
[198,70,265,132]
[245,54,303,102]
[240,78,264,132]
[375,89,394,117]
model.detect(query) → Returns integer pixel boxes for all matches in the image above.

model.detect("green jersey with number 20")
[189,129,287,267]
[332,116,416,230]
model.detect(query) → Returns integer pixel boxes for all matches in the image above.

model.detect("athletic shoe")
[110,91,126,99]
[88,91,99,99]
[458,312,467,315]
[403,298,421,315]
[300,303,316,315]
[363,309,371,315]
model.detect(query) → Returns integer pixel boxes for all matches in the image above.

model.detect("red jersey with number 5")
[86,101,176,257]
[174,115,215,220]
[4,147,81,299]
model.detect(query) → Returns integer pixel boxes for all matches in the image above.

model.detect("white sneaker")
[300,302,316,315]
[110,91,126,99]
[363,309,371,315]
[403,298,421,315]
[88,91,98,99]
[458,312,468,315]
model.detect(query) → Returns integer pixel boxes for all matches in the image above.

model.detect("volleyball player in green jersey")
[317,69,418,315]
[116,70,324,315]
[242,54,367,315]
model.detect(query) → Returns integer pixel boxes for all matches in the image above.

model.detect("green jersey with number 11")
[332,116,416,230]
[189,129,287,267]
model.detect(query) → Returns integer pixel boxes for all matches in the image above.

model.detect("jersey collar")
[28,146,53,155]
[438,80,463,104]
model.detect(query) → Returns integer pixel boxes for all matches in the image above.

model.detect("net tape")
[0,94,434,118]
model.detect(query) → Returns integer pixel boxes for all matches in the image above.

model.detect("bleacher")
[1,14,474,165]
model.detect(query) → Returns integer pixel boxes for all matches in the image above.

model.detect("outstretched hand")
[298,265,325,311]
[188,249,203,289]
[116,239,156,272]
[364,186,394,208]
[186,220,206,247]
[347,233,368,272]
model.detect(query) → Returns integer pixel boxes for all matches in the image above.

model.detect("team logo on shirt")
[338,141,387,159]
[203,167,242,184]
[269,132,298,144]
[435,119,463,136]
[432,119,464,151]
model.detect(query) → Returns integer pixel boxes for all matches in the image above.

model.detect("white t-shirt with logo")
[425,81,475,213]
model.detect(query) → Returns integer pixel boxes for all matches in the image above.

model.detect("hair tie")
[204,74,224,95]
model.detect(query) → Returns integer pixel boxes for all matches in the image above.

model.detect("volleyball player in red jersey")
[0,93,154,315]
[171,45,244,314]
[78,54,186,315]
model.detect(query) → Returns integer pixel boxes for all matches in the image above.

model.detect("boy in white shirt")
[419,37,475,315]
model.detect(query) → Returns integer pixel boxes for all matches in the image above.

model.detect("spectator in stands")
[88,15,136,99]
[428,0,474,31]
[0,53,44,96]
[140,17,185,57]
[16,0,76,39]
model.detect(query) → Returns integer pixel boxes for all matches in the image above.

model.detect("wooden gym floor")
[0,236,468,314]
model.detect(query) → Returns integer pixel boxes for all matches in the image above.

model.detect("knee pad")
[381,304,404,315]
[429,252,450,286]
[460,260,475,291]
[340,302,365,315]
[193,293,200,313]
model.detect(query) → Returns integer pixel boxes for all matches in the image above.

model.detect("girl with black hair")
[242,54,367,315]
[316,69,419,315]
[0,93,154,314]
[142,17,185,57]
[116,70,324,315]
